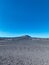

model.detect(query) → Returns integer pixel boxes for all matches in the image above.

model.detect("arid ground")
[0,35,49,65]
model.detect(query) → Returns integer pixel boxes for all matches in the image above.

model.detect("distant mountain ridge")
[0,35,32,41]
[0,35,49,45]
[0,35,49,41]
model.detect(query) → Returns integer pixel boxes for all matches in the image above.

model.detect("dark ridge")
[0,35,32,41]
[21,35,32,39]
[0,35,49,41]
[14,35,32,41]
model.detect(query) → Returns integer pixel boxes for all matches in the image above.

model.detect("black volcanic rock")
[15,35,32,41]
[21,35,32,39]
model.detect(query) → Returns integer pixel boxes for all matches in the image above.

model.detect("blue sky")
[0,0,49,37]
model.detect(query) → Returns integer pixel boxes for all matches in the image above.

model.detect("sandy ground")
[0,41,49,65]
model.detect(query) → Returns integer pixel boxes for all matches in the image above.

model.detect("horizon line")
[0,35,49,38]
[0,31,49,38]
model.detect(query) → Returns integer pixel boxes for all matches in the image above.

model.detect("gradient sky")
[0,0,49,37]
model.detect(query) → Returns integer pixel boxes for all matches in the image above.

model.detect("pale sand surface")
[0,37,49,65]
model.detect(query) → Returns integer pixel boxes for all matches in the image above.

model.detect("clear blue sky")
[0,0,49,37]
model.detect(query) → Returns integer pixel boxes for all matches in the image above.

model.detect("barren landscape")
[0,35,49,65]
